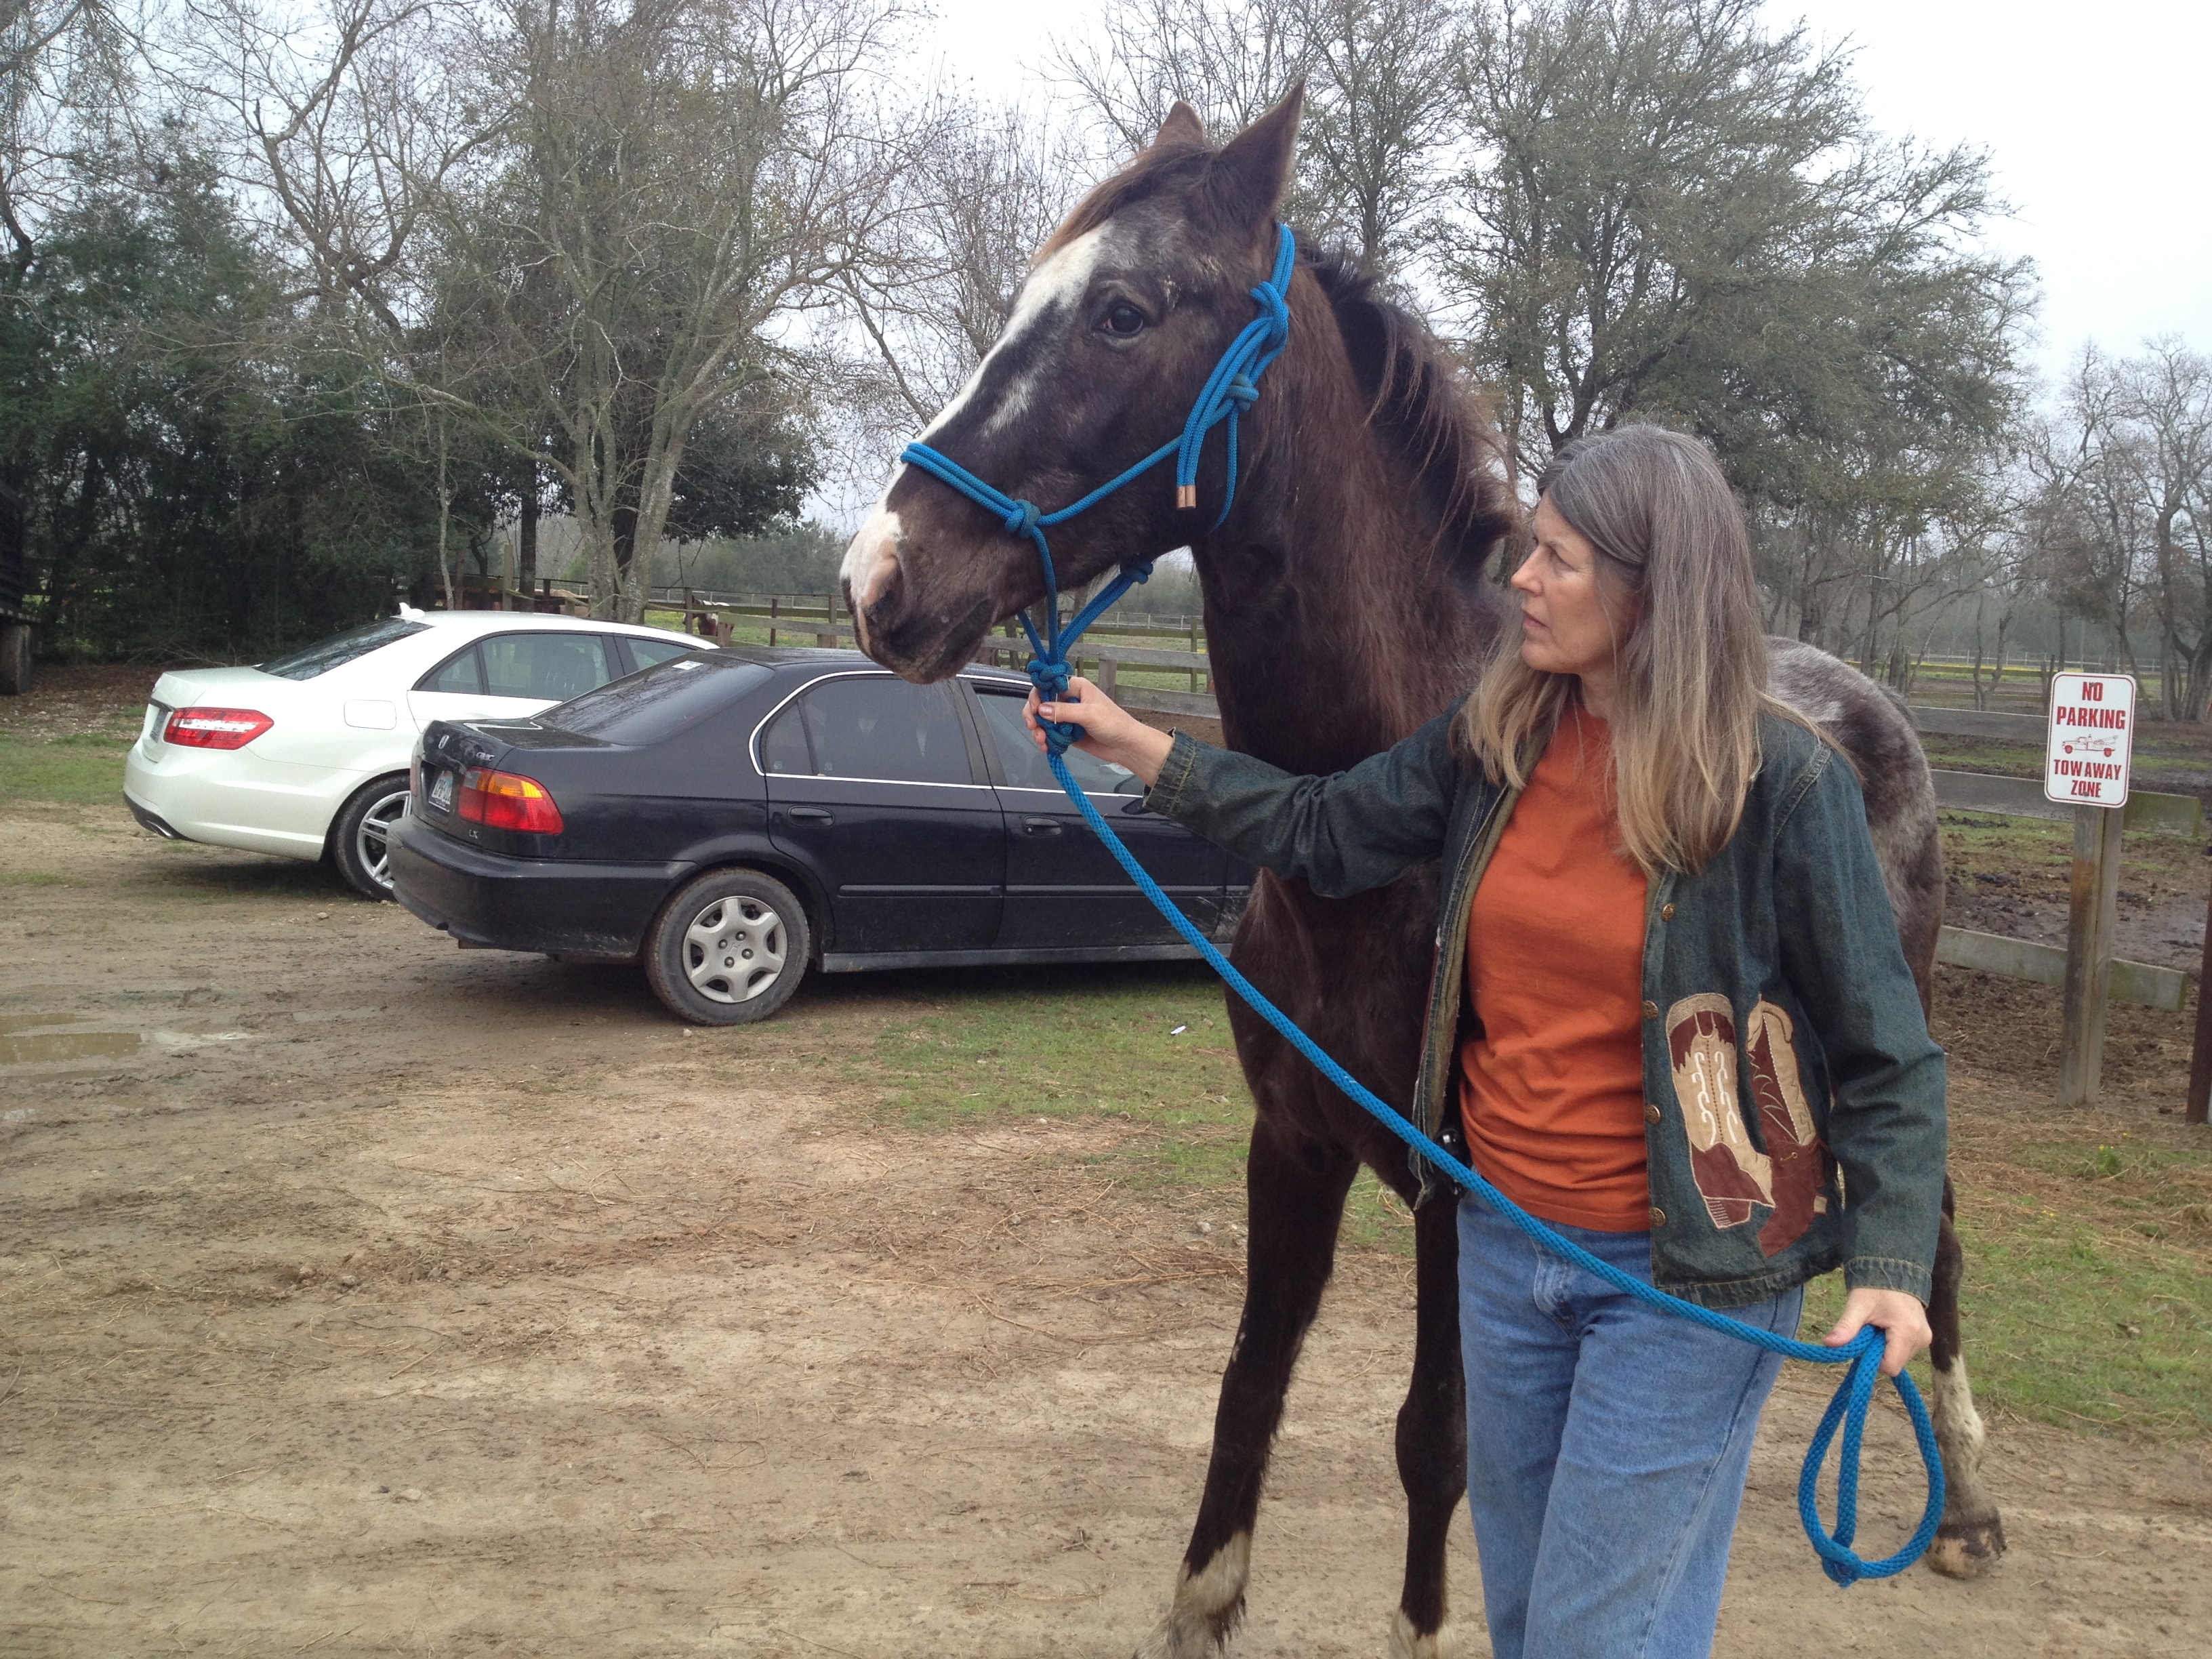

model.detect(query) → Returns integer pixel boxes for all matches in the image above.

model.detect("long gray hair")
[1460,424,1792,875]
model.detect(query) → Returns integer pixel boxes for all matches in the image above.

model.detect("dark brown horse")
[843,90,2004,1656]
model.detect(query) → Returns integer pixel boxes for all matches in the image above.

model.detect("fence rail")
[535,589,2200,1106]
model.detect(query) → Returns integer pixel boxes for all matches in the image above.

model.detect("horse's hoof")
[1925,1516,2007,1578]
[1387,1607,1452,1658]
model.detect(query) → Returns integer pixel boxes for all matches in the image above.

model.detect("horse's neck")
[1193,333,1487,776]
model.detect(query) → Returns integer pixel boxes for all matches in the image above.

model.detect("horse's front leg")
[1925,1177,2006,1576]
[1387,1185,1466,1658]
[1136,1109,1357,1659]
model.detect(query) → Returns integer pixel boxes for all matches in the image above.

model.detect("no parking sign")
[2045,672,2135,808]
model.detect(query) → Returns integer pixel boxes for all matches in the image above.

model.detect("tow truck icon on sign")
[2060,740,2117,758]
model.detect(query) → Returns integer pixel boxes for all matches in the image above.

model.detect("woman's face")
[1511,495,1635,691]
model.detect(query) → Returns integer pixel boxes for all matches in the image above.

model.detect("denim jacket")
[1145,708,1946,1309]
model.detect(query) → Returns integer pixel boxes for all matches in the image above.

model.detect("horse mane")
[1299,246,1519,586]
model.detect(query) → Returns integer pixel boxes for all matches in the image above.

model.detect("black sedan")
[390,647,1250,1023]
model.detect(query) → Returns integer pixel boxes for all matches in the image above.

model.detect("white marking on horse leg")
[1925,1354,2006,1578]
[1133,1532,1250,1658]
[1387,1607,1453,1658]
[1931,1353,1988,1473]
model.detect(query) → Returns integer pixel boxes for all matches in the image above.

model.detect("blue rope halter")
[894,220,1943,1587]
[901,224,1298,737]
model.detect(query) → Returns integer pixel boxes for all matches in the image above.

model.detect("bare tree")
[1052,0,1305,159]
[1,0,140,262]
[2118,338,2212,716]
[1051,0,1454,274]
[453,0,912,619]
[184,0,914,621]
[1292,0,1459,272]
[1441,0,2026,493]
[838,96,1083,432]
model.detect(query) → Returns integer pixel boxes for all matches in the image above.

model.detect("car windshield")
[259,617,429,680]
[539,653,772,744]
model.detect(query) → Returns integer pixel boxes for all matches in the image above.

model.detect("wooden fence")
[455,588,2207,1107]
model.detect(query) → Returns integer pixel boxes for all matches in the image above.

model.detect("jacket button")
[1641,1000,1660,1020]
[1649,1206,1666,1228]
[1645,1101,1662,1124]
[1660,903,1676,921]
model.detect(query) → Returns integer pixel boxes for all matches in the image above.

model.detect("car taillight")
[163,707,274,749]
[457,768,564,834]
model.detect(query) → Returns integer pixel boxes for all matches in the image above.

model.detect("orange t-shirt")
[1459,712,1652,1231]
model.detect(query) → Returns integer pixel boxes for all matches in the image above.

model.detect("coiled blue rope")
[895,218,1945,1585]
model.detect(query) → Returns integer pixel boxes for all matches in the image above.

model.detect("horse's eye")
[1102,302,1147,337]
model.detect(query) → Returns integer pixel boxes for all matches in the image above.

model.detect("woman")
[1025,425,1946,1657]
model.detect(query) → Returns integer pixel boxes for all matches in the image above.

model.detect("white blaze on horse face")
[915,226,1116,445]
[841,471,906,639]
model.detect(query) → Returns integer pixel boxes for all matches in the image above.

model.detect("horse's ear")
[1151,100,1206,151]
[1204,81,1303,241]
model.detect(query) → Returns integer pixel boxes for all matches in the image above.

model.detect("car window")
[480,632,616,701]
[972,685,1143,795]
[419,644,485,695]
[626,636,699,671]
[764,676,972,785]
[260,617,428,680]
[544,656,773,745]
[758,700,812,775]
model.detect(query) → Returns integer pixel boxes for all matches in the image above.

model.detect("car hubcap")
[358,787,411,890]
[682,897,785,1002]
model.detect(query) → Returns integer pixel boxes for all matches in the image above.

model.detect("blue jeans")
[1458,1195,1805,1659]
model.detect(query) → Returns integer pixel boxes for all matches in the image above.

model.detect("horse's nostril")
[863,560,905,622]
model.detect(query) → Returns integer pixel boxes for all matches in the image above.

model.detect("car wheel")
[331,773,412,900]
[644,869,811,1025]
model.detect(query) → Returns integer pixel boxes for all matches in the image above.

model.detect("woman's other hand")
[1824,1287,1932,1378]
[1023,676,1176,787]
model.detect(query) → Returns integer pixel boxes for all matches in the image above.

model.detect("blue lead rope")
[895,221,1944,1586]
[1042,745,1941,1587]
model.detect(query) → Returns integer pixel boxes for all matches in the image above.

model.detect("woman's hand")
[1023,676,1176,787]
[1824,1287,1931,1378]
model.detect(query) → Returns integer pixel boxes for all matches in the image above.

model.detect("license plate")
[428,769,455,811]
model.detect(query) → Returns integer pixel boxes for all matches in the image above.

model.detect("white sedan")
[123,609,702,898]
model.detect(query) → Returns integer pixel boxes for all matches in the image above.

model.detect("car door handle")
[786,806,834,823]
[1021,817,1063,835]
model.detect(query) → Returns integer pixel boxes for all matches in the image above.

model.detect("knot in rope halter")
[895,220,1942,1584]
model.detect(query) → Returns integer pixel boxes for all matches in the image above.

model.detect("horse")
[841,87,2005,1658]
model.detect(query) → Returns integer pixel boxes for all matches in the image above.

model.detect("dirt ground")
[3,795,2209,1654]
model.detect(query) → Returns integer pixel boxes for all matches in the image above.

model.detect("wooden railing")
[594,605,2212,1046]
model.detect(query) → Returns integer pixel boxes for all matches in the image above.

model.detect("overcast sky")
[905,0,2210,390]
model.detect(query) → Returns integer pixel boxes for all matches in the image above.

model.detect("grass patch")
[1942,1202,2208,1435]
[0,731,135,806]
[816,960,2209,1432]
[842,966,1254,1188]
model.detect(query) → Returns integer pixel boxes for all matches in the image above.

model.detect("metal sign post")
[2046,674,2135,1108]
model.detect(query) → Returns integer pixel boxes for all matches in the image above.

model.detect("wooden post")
[2057,802,2125,1106]
[2186,878,2212,1126]
[769,594,778,649]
